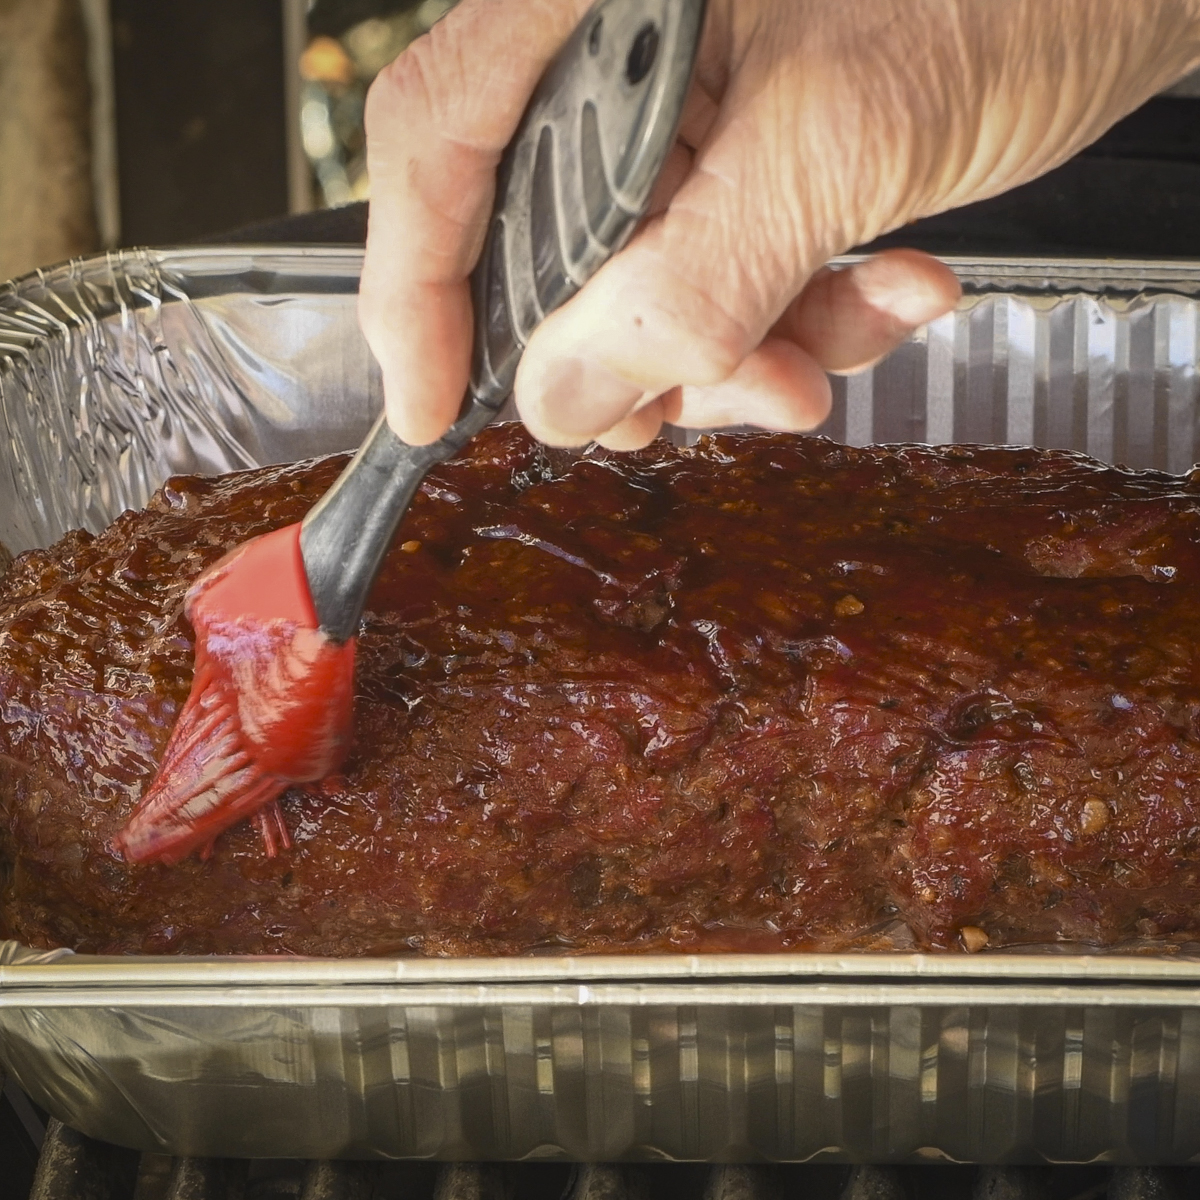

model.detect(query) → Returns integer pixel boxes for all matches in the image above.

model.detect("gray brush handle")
[301,0,707,644]
[299,401,494,644]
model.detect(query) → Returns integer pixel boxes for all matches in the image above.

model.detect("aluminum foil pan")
[0,248,378,556]
[5,247,1200,1162]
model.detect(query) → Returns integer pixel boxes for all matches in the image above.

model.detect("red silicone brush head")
[112,523,357,865]
[192,519,319,628]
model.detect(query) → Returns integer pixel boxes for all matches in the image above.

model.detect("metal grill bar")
[16,1119,1200,1200]
[841,1166,905,1200]
[29,1120,139,1200]
[1108,1168,1179,1200]
[164,1156,248,1200]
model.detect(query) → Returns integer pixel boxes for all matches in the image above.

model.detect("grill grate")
[2,1069,1194,1200]
[15,1120,1199,1200]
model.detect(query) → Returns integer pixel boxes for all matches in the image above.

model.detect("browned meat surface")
[3,425,1200,956]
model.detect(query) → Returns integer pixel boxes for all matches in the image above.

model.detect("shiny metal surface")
[6,251,1200,555]
[0,248,377,557]
[820,260,1200,474]
[7,944,1200,986]
[6,248,1200,1160]
[4,977,1200,1161]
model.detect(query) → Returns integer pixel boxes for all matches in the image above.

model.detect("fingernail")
[854,260,956,327]
[521,355,642,440]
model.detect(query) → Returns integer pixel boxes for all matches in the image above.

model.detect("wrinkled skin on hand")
[358,0,1200,450]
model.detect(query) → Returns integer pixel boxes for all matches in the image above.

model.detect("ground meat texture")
[3,426,1200,956]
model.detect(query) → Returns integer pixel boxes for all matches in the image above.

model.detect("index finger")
[358,0,591,446]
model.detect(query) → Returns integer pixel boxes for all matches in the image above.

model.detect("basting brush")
[113,0,708,865]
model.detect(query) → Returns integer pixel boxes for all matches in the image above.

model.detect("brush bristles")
[112,661,290,866]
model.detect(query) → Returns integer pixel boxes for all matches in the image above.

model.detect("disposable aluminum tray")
[4,247,1200,1163]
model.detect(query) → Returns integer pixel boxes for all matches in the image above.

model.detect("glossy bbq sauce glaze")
[111,524,356,865]
[5,425,1200,956]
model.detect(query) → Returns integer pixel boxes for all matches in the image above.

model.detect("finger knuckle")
[365,29,447,137]
[663,173,798,382]
[673,273,759,385]
[356,287,401,356]
[687,326,745,386]
[356,315,387,366]
[366,51,420,137]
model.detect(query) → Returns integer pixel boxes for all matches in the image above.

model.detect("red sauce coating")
[3,426,1200,956]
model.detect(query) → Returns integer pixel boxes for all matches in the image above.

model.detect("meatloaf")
[3,425,1200,956]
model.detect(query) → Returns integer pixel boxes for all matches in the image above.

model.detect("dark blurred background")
[1,0,1199,281]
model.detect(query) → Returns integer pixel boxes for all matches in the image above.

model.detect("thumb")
[514,102,815,446]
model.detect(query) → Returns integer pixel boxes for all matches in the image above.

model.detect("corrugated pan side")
[5,249,1200,553]
[0,247,378,556]
[5,249,1200,1160]
[2,976,1200,1161]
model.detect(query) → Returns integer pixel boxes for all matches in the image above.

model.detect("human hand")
[359,0,1200,449]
